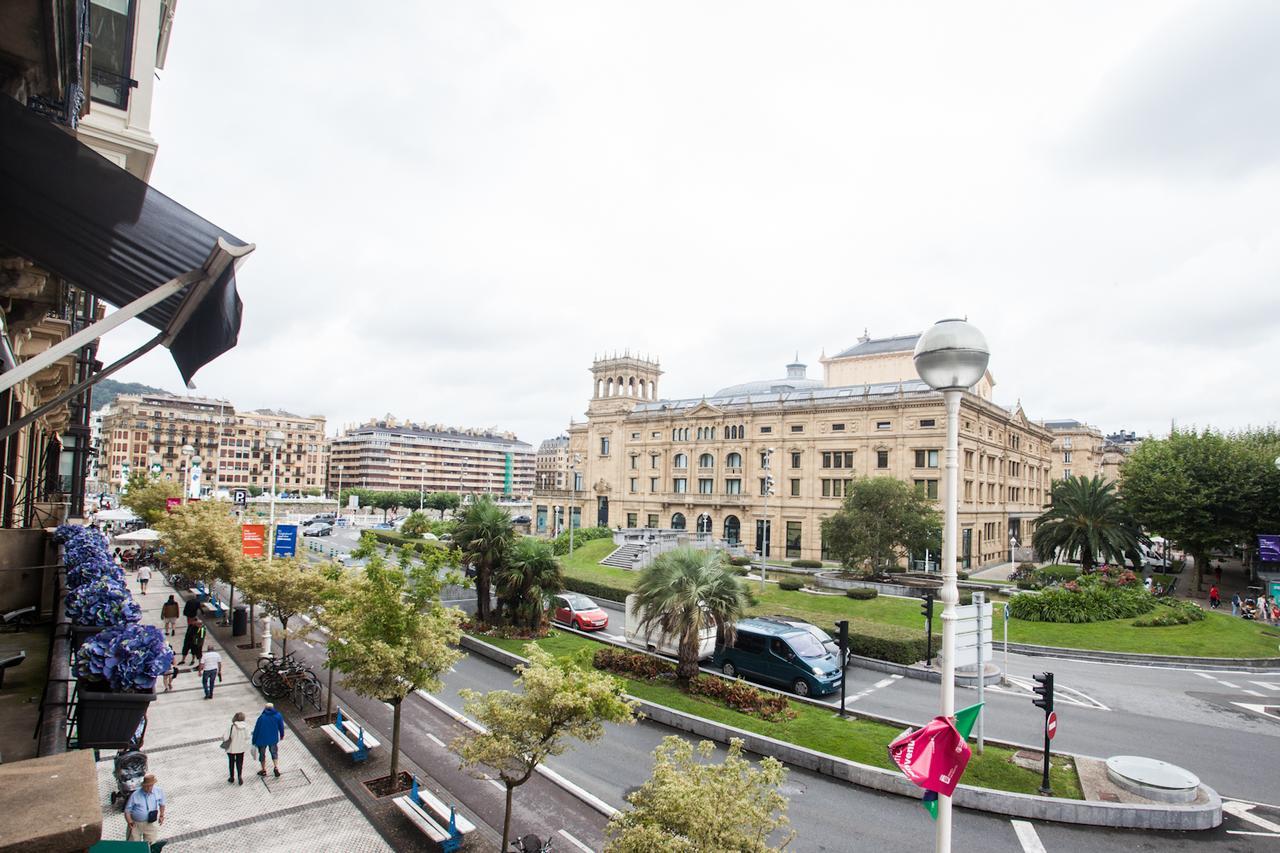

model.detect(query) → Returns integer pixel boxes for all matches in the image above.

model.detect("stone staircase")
[600,543,647,568]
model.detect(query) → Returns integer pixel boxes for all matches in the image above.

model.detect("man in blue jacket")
[252,702,286,778]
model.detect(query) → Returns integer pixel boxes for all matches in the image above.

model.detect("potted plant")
[65,576,141,646]
[75,623,172,748]
[57,524,124,589]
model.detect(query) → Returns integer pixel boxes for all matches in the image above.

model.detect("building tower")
[588,353,663,414]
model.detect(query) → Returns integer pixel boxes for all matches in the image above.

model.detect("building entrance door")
[597,496,609,527]
[755,519,772,557]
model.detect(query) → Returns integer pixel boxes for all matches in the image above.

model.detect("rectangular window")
[673,478,687,493]
[786,521,802,558]
[760,426,773,434]
[626,513,637,528]
[759,478,773,496]
[698,478,714,494]
[791,451,801,468]
[913,449,940,468]
[650,477,659,492]
[630,456,638,469]
[651,455,659,469]
[647,514,659,528]
[760,451,771,468]
[651,431,659,439]
[726,478,742,494]
[631,432,640,439]
[876,450,889,469]
[919,419,936,428]
[790,425,804,433]
[790,478,800,496]
[964,480,973,500]
[629,477,638,493]
[600,437,610,455]
[89,0,136,108]
[832,423,845,432]
[1063,451,1072,463]
[964,450,975,470]
[876,421,891,430]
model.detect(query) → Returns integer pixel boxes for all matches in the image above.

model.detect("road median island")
[461,629,1222,830]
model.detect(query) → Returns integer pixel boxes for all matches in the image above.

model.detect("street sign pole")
[974,592,984,753]
[835,620,849,718]
[1002,603,1010,686]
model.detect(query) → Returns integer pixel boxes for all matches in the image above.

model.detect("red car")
[552,593,609,631]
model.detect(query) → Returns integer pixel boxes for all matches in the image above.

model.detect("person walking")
[1209,584,1221,610]
[180,618,206,666]
[223,712,250,784]
[1231,593,1241,617]
[136,563,151,595]
[200,648,223,699]
[161,595,180,636]
[183,596,201,621]
[124,772,165,845]
[252,703,286,778]
[162,645,177,692]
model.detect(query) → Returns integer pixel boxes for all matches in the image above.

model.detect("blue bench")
[321,708,380,763]
[393,776,471,851]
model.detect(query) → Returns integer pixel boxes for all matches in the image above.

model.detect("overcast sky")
[97,1,1280,445]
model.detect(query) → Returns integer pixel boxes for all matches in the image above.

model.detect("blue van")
[715,618,843,697]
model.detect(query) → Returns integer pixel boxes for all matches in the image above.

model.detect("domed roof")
[713,358,822,398]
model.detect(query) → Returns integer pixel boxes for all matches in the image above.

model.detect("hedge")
[1134,598,1206,627]
[562,576,631,604]
[848,625,940,665]
[729,556,754,567]
[1009,583,1153,623]
[550,526,613,555]
[791,559,823,569]
[777,579,805,591]
[846,588,878,600]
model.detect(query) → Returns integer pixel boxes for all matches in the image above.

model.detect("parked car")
[714,617,842,698]
[372,521,395,530]
[759,616,847,667]
[306,513,337,525]
[512,515,532,525]
[552,593,609,631]
[302,523,333,537]
[624,594,716,659]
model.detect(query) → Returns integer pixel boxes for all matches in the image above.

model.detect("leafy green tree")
[820,477,941,574]
[605,736,793,852]
[494,537,563,629]
[1121,429,1260,590]
[1032,475,1139,572]
[454,644,636,851]
[632,548,746,682]
[156,500,244,610]
[425,491,461,520]
[236,557,328,657]
[454,495,513,623]
[120,471,182,525]
[400,510,431,538]
[323,551,463,783]
[247,485,264,497]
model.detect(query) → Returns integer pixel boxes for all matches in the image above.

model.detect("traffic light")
[764,475,774,496]
[920,594,934,621]
[1032,671,1054,713]
[834,619,849,655]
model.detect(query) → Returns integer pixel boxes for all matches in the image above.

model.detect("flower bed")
[1009,572,1153,623]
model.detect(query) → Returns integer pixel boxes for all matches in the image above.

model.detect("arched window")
[710,427,716,440]
[606,378,614,397]
[639,378,646,398]
[674,453,688,468]
[699,453,714,468]
[696,513,712,534]
[723,515,740,543]
[671,512,686,530]
[696,427,703,440]
[726,452,742,468]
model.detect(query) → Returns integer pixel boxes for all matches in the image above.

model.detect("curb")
[1003,642,1280,671]
[461,634,1223,831]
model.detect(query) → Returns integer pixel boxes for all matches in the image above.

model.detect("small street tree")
[236,557,328,657]
[494,537,563,630]
[454,495,513,624]
[119,471,182,525]
[1032,475,1139,572]
[156,500,244,611]
[820,477,940,574]
[455,644,636,851]
[426,491,461,520]
[605,736,793,852]
[400,510,431,538]
[323,551,463,784]
[632,548,745,682]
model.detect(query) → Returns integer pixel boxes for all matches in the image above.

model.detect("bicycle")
[261,667,320,702]
[251,652,307,688]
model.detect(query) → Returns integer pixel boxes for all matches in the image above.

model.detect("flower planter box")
[75,684,156,749]
[69,623,106,651]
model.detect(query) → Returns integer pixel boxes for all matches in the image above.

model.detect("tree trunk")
[502,782,514,853]
[228,583,235,618]
[389,697,402,781]
[280,616,288,658]
[677,630,698,682]
[476,567,491,623]
[1193,548,1206,592]
[249,603,256,645]
[325,661,335,720]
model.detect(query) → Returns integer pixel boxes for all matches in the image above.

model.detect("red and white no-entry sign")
[1046,711,1058,740]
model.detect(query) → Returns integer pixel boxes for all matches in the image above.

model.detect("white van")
[624,594,717,659]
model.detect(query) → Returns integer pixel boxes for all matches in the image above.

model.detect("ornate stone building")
[1041,421,1138,486]
[535,336,1055,568]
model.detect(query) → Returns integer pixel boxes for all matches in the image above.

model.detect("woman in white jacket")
[223,712,251,785]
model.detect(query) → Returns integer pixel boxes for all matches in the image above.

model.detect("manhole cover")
[262,768,312,791]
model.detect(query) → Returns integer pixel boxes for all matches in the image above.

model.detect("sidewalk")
[93,573,393,852]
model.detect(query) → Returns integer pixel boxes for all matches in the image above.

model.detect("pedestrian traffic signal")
[834,619,849,652]
[1032,671,1054,713]
[921,594,934,621]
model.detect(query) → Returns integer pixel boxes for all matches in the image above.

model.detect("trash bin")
[232,605,248,637]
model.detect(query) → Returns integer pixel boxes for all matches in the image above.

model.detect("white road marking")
[1250,681,1280,692]
[873,678,895,689]
[489,778,506,791]
[1010,819,1047,852]
[1224,800,1280,834]
[1227,831,1280,837]
[1218,680,1241,689]
[1001,676,1109,711]
[1223,796,1280,809]
[1194,672,1217,680]
[426,733,446,748]
[558,829,595,853]
[1242,689,1264,697]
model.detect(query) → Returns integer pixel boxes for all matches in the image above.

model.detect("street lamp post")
[914,318,990,853]
[569,454,582,557]
[180,444,194,501]
[266,430,285,563]
[759,447,775,592]
[336,464,344,524]
[419,464,427,512]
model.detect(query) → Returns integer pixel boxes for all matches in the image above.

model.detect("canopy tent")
[96,508,139,522]
[114,528,161,543]
[0,95,254,438]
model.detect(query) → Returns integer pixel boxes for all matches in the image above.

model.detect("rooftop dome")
[713,357,822,397]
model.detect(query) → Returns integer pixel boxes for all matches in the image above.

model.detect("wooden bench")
[393,776,469,851]
[320,709,379,762]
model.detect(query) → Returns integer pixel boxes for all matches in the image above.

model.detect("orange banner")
[241,524,265,558]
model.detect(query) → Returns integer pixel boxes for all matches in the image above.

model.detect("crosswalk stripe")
[1010,820,1047,853]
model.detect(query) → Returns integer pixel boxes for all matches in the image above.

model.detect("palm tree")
[454,496,514,624]
[632,548,747,682]
[495,538,563,630]
[1032,475,1139,572]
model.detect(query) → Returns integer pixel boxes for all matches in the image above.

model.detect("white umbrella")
[114,528,161,543]
[97,508,139,522]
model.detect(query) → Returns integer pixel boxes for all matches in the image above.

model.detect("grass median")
[474,628,1083,799]
[560,540,1280,658]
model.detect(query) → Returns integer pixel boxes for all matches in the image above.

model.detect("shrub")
[1008,563,1039,583]
[66,577,141,627]
[686,674,795,722]
[847,626,939,665]
[880,565,907,575]
[791,559,823,569]
[729,556,754,567]
[1016,578,1043,591]
[957,571,969,581]
[777,579,804,592]
[728,565,749,576]
[1039,565,1082,582]
[1134,599,1205,627]
[1009,580,1155,623]
[563,576,632,603]
[550,526,612,555]
[593,647,675,680]
[846,587,879,600]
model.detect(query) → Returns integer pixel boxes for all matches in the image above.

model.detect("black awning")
[0,95,250,384]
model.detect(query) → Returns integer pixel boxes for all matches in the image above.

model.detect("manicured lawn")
[476,629,1082,799]
[558,543,1280,658]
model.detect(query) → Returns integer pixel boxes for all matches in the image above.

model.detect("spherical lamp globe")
[913,318,990,391]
